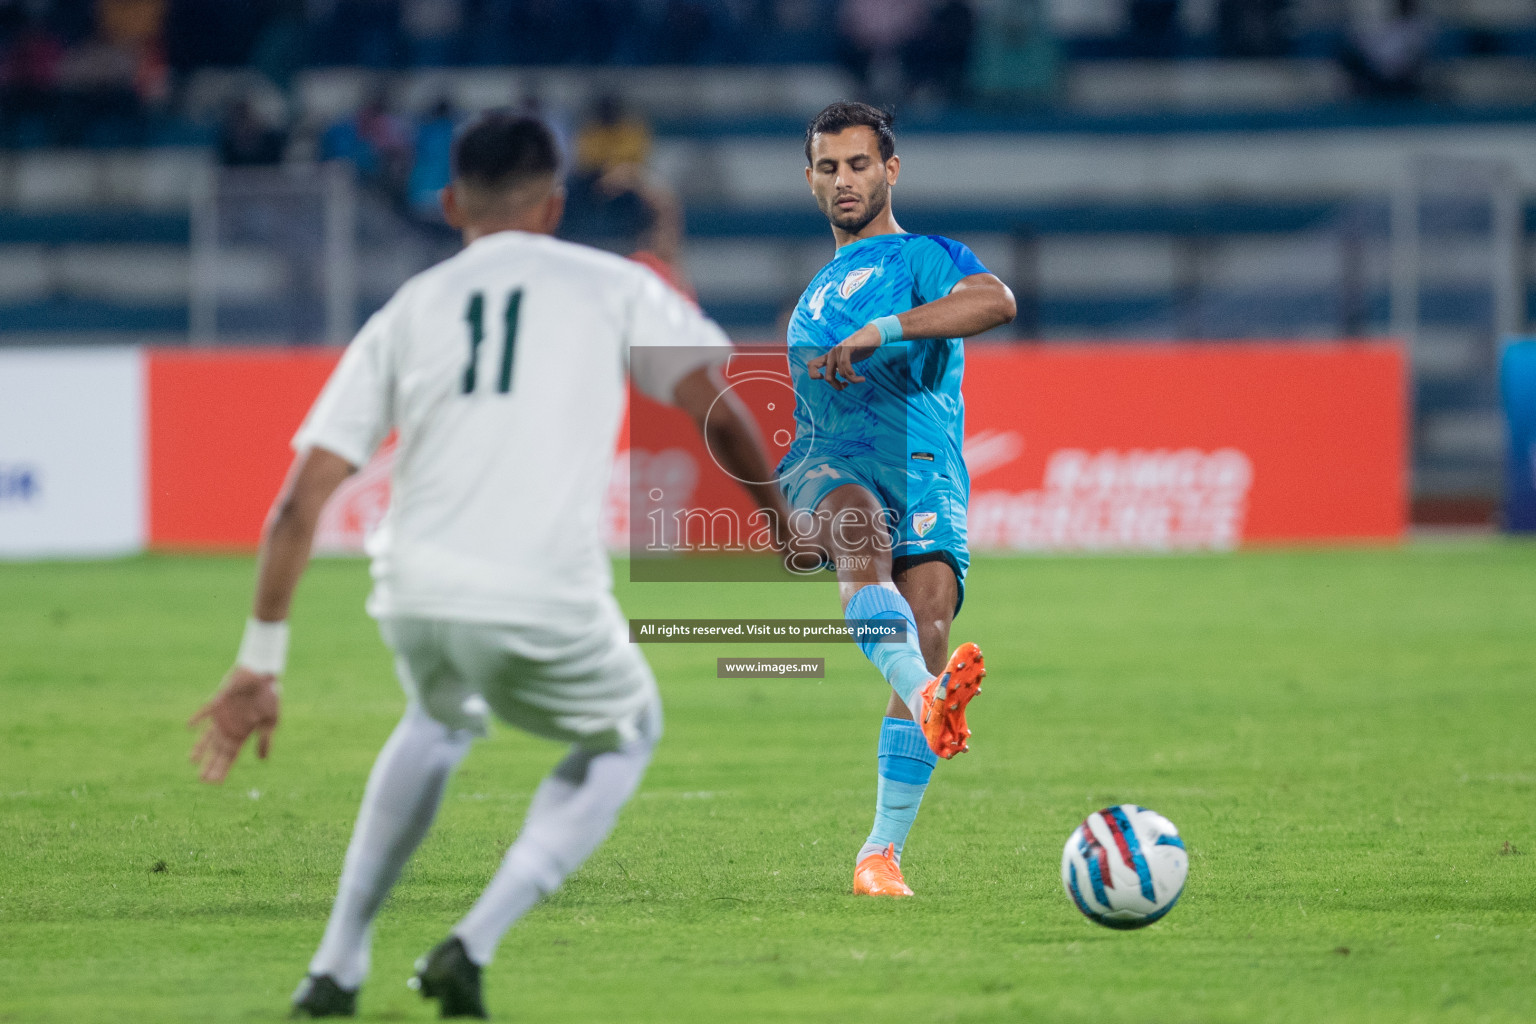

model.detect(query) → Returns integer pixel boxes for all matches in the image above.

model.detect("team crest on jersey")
[808,280,834,321]
[839,266,877,300]
[912,511,938,537]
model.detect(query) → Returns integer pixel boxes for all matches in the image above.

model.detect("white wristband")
[236,618,289,676]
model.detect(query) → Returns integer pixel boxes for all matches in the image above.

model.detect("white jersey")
[293,230,730,625]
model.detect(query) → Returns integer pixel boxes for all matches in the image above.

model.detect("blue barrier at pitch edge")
[1502,339,1536,532]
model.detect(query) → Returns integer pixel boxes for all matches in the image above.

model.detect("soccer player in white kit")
[187,113,792,1019]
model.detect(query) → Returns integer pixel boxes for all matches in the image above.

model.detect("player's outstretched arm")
[809,273,1016,390]
[249,447,356,623]
[189,446,355,784]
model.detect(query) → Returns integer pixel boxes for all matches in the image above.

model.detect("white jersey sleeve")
[291,297,399,467]
[623,269,732,405]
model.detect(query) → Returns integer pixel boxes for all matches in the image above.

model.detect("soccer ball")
[1061,804,1187,929]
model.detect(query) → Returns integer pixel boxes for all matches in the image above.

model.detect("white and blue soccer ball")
[1061,804,1187,929]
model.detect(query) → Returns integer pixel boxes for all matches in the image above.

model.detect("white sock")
[308,704,473,989]
[452,704,659,966]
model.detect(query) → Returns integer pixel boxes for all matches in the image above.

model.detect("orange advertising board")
[145,342,1406,551]
[148,349,341,548]
[961,342,1407,548]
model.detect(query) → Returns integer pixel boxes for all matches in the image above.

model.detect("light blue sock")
[859,717,938,864]
[845,584,932,709]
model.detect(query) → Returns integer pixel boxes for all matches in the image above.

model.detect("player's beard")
[825,176,889,234]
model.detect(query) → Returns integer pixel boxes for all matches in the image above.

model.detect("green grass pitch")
[2,543,1534,1023]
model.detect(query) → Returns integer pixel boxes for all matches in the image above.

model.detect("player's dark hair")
[451,110,561,192]
[804,101,895,164]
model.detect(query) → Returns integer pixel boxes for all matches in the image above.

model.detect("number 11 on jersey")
[462,289,522,395]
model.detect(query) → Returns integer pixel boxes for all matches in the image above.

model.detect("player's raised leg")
[822,483,983,757]
[820,484,930,712]
[895,559,984,760]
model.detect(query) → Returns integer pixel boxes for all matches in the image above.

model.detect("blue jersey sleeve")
[902,236,990,305]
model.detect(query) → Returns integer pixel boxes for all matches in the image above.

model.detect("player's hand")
[188,667,281,785]
[808,323,883,390]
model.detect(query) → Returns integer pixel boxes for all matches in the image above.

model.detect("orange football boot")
[917,642,986,759]
[853,843,913,897]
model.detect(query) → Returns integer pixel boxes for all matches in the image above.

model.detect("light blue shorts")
[779,455,970,613]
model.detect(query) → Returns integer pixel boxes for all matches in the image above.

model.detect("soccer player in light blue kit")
[780,102,1017,897]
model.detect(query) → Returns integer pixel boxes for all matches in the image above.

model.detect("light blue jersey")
[780,233,988,480]
[778,232,989,610]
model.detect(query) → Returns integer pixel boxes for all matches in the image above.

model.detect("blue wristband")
[871,315,904,345]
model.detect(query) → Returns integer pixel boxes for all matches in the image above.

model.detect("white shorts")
[379,599,658,752]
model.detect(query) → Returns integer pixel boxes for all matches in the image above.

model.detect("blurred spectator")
[1215,0,1291,58]
[566,95,653,242]
[1341,0,1436,100]
[54,0,169,143]
[573,93,650,177]
[99,0,169,54]
[218,96,286,166]
[319,87,411,190]
[97,0,170,102]
[904,0,975,106]
[968,0,1058,108]
[405,95,456,221]
[837,0,929,99]
[604,163,695,299]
